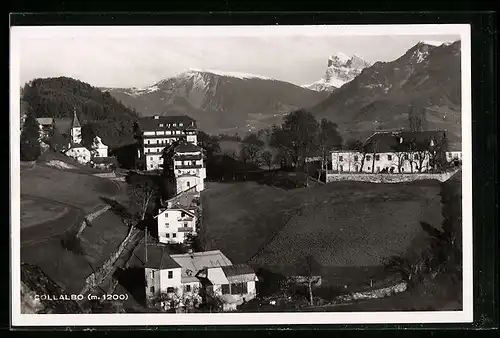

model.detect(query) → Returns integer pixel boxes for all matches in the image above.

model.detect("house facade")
[144,249,258,312]
[162,140,206,195]
[155,186,200,244]
[90,135,109,158]
[36,117,55,140]
[63,110,91,164]
[133,115,198,171]
[332,130,449,174]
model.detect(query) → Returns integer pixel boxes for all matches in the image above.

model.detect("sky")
[18,30,460,88]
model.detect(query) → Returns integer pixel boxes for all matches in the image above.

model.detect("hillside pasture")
[21,210,129,294]
[201,180,442,286]
[21,164,119,212]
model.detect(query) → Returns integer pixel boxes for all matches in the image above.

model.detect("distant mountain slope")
[21,77,139,147]
[103,69,328,135]
[311,41,461,146]
[302,52,371,92]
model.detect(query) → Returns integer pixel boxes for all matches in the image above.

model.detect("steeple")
[71,108,81,128]
[70,107,82,145]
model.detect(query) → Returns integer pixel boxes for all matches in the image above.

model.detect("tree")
[296,254,321,306]
[240,133,265,165]
[345,139,368,173]
[198,131,220,159]
[128,179,158,222]
[317,118,343,175]
[20,113,42,161]
[260,150,273,170]
[270,110,319,169]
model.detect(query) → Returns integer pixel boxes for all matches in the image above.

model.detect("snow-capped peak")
[329,52,350,64]
[418,40,447,47]
[304,52,371,92]
[183,68,273,81]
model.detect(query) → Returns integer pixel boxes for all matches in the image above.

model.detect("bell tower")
[70,108,82,144]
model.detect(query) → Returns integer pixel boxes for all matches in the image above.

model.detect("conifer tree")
[20,113,41,161]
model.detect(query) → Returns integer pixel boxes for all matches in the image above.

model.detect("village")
[19,107,463,314]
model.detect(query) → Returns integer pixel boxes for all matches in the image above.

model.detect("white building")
[90,135,108,158]
[64,110,91,164]
[144,249,258,312]
[331,130,450,174]
[155,186,200,245]
[163,140,206,195]
[134,115,198,171]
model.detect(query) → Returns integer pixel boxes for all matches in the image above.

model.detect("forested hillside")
[21,77,139,147]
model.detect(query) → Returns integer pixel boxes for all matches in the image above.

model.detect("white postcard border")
[10,23,472,327]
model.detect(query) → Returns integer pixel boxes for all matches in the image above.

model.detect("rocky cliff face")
[21,263,84,314]
[302,53,371,92]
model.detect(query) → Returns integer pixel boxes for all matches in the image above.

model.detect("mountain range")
[311,40,462,146]
[102,40,461,146]
[102,69,328,135]
[301,52,371,92]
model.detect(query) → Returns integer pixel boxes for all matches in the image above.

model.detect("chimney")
[154,115,160,120]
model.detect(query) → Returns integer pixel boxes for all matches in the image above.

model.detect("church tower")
[70,108,82,144]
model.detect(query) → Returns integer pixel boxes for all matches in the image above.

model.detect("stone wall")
[326,170,458,184]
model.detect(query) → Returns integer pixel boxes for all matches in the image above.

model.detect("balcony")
[177,227,194,232]
[178,217,194,222]
[175,164,203,169]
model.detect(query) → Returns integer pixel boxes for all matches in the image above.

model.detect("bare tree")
[128,179,158,222]
[296,254,320,306]
[260,150,273,170]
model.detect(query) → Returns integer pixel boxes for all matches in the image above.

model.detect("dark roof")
[363,130,447,153]
[72,110,81,128]
[174,142,203,153]
[143,245,182,270]
[54,118,72,135]
[221,264,255,277]
[135,115,196,131]
[36,117,54,126]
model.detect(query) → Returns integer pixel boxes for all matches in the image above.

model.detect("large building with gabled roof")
[133,114,198,171]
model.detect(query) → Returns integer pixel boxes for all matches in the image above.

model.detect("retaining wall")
[326,171,458,184]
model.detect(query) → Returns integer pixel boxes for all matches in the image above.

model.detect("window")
[159,123,164,127]
[172,233,177,238]
[387,155,392,161]
[179,123,184,127]
[150,157,153,161]
[187,182,190,187]
[165,233,170,238]
[368,167,371,171]
[181,212,186,217]
[376,166,380,173]
[221,284,230,295]
[366,155,371,161]
[147,140,150,144]
[355,165,359,172]
[231,283,248,295]
[150,164,153,169]
[185,285,191,292]
[375,154,380,161]
[166,287,175,293]
[150,286,155,293]
[401,167,405,172]
[150,270,155,278]
[354,155,358,162]
[184,222,188,227]
[339,155,343,162]
[168,271,173,279]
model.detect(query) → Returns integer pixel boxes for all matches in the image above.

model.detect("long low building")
[332,130,460,174]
